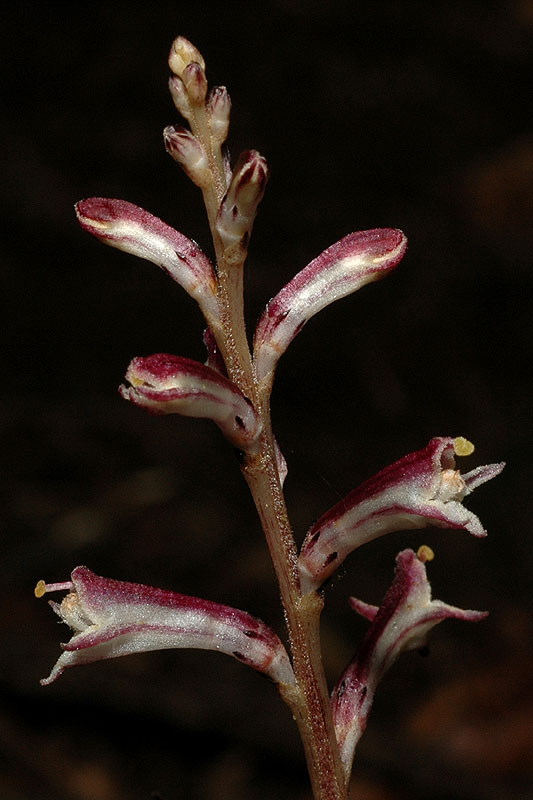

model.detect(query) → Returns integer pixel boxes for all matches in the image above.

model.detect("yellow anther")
[454,436,475,456]
[34,579,46,598]
[417,545,435,563]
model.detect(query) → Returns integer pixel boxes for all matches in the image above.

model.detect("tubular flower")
[35,567,295,688]
[332,547,487,779]
[298,437,504,594]
[119,353,262,452]
[75,198,219,321]
[253,228,407,388]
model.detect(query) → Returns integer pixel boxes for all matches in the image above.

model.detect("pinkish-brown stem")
[185,64,348,800]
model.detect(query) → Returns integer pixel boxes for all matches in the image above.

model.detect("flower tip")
[75,197,121,235]
[416,544,434,563]
[370,228,408,267]
[454,436,475,457]
[169,36,205,77]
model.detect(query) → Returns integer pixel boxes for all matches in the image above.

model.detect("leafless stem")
[199,145,347,800]
[175,40,349,799]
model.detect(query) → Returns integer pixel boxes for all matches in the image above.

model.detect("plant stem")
[191,99,348,800]
[243,418,348,800]
[216,261,348,799]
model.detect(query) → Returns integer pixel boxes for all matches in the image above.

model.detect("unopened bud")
[216,150,269,260]
[168,36,205,79]
[164,125,209,187]
[168,76,193,122]
[207,86,231,144]
[182,61,208,105]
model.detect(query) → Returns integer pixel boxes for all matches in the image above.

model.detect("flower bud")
[207,86,231,145]
[120,353,262,451]
[182,61,208,105]
[253,228,408,386]
[168,75,193,122]
[216,150,269,263]
[75,198,219,320]
[163,125,210,187]
[168,36,205,79]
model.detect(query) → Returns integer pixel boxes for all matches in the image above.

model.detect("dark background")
[2,2,531,798]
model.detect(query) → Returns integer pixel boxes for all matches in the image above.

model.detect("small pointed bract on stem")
[37,34,504,800]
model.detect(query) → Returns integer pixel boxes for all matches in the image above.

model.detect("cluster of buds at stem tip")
[168,36,207,108]
[167,36,231,163]
[331,547,488,779]
[298,436,504,594]
[35,567,295,688]
[216,150,269,265]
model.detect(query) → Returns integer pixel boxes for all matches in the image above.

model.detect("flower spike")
[332,548,487,779]
[119,353,262,452]
[75,198,219,321]
[298,437,504,594]
[36,567,295,688]
[253,228,407,387]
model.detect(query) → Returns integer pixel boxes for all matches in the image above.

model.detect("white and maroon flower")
[253,228,407,388]
[298,437,504,594]
[332,547,487,778]
[76,198,219,320]
[119,353,262,451]
[35,567,295,687]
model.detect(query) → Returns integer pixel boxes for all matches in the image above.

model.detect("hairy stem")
[189,79,347,800]
[243,420,348,800]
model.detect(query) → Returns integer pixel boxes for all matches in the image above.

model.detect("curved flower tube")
[253,228,407,387]
[332,547,487,779]
[119,353,262,452]
[298,437,504,594]
[35,567,295,688]
[76,198,219,321]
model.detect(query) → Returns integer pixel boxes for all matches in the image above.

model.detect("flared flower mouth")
[331,547,488,777]
[35,568,295,688]
[298,437,505,593]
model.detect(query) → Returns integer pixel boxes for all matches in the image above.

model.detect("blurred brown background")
[2,1,532,798]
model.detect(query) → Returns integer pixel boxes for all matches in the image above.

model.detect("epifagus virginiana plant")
[36,37,504,800]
